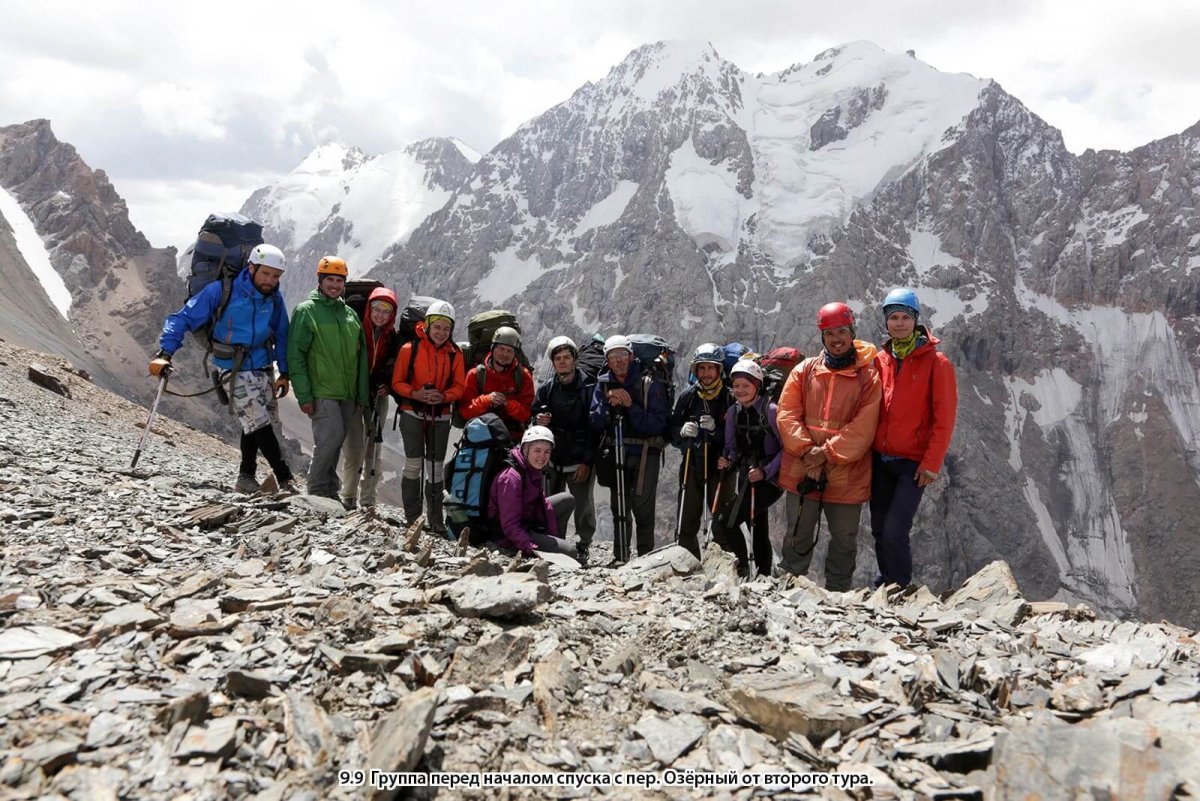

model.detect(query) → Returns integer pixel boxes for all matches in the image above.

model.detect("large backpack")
[722,342,753,377]
[459,310,532,370]
[398,295,438,344]
[575,334,607,384]
[184,213,265,345]
[628,333,677,411]
[343,279,385,322]
[757,346,806,401]
[444,413,514,544]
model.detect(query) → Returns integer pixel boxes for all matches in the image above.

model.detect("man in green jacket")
[287,256,369,500]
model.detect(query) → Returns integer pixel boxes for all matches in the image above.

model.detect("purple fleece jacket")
[723,396,784,483]
[487,447,557,554]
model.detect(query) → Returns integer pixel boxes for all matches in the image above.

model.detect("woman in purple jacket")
[714,360,784,577]
[487,426,578,558]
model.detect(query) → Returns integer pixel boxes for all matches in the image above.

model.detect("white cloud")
[1,0,1197,248]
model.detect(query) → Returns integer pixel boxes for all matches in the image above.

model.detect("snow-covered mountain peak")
[293,141,368,176]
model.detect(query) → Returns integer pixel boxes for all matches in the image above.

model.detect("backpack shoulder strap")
[475,363,487,394]
[514,366,526,393]
[210,274,237,336]
[405,337,422,386]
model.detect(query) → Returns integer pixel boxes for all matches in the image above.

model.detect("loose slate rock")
[728,674,867,743]
[174,716,240,761]
[633,712,708,765]
[643,687,730,717]
[90,603,163,636]
[366,688,439,799]
[0,625,83,659]
[619,545,702,582]
[444,572,551,618]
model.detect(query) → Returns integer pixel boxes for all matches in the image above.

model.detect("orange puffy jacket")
[776,341,882,504]
[391,322,467,419]
[873,331,958,475]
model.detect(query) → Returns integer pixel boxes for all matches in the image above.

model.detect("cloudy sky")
[3,0,1197,251]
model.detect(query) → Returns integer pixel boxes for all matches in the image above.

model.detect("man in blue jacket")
[150,244,295,494]
[590,335,669,561]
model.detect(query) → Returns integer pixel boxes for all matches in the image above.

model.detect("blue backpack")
[722,342,752,376]
[444,413,513,543]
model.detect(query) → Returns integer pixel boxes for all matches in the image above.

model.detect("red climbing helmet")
[817,302,855,331]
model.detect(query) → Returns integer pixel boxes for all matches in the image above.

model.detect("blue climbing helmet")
[882,288,921,321]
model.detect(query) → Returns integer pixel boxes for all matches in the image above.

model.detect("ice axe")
[131,367,171,469]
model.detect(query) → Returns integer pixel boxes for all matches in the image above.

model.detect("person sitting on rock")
[488,426,578,558]
[151,244,296,495]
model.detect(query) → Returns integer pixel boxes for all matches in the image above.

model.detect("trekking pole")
[131,367,171,469]
[613,415,629,562]
[674,446,691,543]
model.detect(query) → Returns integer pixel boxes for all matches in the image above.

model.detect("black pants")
[239,425,292,482]
[712,479,781,576]
[869,455,926,586]
[674,445,727,559]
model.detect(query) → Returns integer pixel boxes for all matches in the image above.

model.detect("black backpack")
[576,334,607,384]
[344,279,385,322]
[184,213,265,346]
[398,295,438,344]
[444,413,514,545]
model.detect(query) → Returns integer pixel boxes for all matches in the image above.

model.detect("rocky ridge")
[2,338,1198,799]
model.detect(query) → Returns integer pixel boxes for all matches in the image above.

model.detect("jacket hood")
[853,340,878,369]
[363,287,399,326]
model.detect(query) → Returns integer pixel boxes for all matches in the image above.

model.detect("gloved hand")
[273,374,290,398]
[680,421,699,438]
[698,414,716,432]
[148,352,172,377]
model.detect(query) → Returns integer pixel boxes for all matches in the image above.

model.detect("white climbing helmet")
[729,359,764,384]
[248,244,286,271]
[603,334,633,356]
[545,335,578,361]
[520,426,555,448]
[425,300,456,324]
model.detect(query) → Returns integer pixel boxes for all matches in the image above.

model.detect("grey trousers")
[341,396,389,505]
[398,413,450,483]
[547,466,597,549]
[309,399,356,498]
[779,491,863,592]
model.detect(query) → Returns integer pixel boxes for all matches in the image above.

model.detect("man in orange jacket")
[457,326,534,440]
[870,288,957,587]
[777,302,882,591]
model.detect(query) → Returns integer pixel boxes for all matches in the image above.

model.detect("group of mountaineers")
[148,213,958,590]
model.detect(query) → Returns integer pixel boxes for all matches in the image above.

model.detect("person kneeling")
[488,426,578,558]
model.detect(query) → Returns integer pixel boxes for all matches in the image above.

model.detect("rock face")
[0,119,247,444]
[0,335,1198,798]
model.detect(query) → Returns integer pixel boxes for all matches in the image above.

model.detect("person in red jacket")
[340,287,399,509]
[457,326,534,439]
[871,288,958,588]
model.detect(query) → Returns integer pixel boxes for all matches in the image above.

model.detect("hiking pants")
[627,449,661,556]
[711,480,781,576]
[548,465,597,550]
[341,396,389,506]
[675,450,729,559]
[870,455,926,587]
[238,426,292,483]
[308,399,356,499]
[527,492,578,557]
[398,414,450,483]
[781,492,862,592]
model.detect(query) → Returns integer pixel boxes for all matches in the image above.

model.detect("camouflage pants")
[224,369,278,435]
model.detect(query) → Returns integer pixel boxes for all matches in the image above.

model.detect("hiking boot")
[736,560,750,579]
[276,479,299,496]
[576,545,590,568]
[235,474,260,494]
[341,496,357,511]
[401,478,422,526]
[425,481,446,536]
